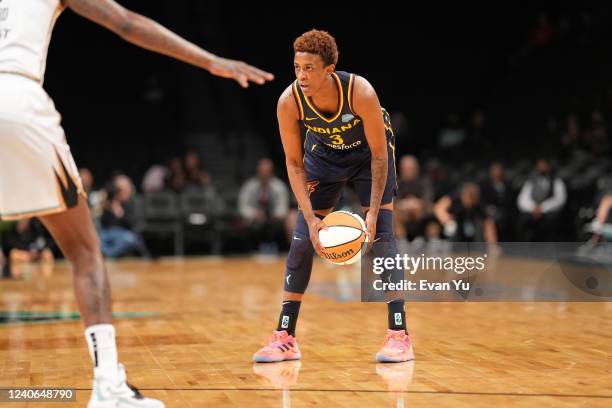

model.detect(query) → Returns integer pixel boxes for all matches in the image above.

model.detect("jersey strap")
[293,71,356,124]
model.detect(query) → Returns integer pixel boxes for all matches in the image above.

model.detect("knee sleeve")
[372,209,404,289]
[373,209,395,242]
[284,212,315,294]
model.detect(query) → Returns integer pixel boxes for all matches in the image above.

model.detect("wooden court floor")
[0,257,610,407]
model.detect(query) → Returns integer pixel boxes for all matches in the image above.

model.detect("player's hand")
[533,206,542,220]
[487,242,503,259]
[365,211,378,253]
[208,56,274,88]
[306,215,326,258]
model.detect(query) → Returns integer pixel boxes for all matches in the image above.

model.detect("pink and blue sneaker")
[376,329,414,363]
[253,330,301,363]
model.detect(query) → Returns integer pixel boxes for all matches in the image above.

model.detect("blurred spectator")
[467,110,492,152]
[517,159,567,241]
[559,113,581,159]
[576,12,594,44]
[583,110,609,157]
[438,113,466,156]
[434,182,498,244]
[165,156,187,193]
[512,13,554,64]
[4,219,54,277]
[182,151,223,218]
[528,13,553,47]
[100,175,150,258]
[79,167,106,228]
[423,159,453,202]
[141,163,168,194]
[0,248,7,278]
[184,150,212,192]
[79,167,93,193]
[390,111,408,134]
[480,162,514,241]
[394,155,429,242]
[397,155,426,201]
[238,158,289,254]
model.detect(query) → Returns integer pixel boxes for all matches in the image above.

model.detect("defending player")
[0,1,273,407]
[253,30,413,364]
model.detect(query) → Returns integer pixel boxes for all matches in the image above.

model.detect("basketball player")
[0,1,273,407]
[253,30,413,363]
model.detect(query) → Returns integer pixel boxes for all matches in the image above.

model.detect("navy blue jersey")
[292,71,393,158]
[289,71,397,209]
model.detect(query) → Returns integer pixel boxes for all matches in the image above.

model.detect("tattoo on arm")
[370,156,387,211]
[351,76,388,212]
[62,0,130,33]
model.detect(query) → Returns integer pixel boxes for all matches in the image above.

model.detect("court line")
[71,388,612,398]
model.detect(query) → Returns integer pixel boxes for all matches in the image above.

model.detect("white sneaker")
[88,363,164,408]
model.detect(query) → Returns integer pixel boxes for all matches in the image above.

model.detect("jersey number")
[329,134,344,145]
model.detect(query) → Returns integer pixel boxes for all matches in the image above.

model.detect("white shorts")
[0,73,84,220]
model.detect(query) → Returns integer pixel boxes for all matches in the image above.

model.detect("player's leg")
[278,207,331,329]
[29,131,161,405]
[40,196,164,407]
[253,180,343,363]
[39,196,111,326]
[364,204,414,362]
[353,141,414,363]
[0,79,161,405]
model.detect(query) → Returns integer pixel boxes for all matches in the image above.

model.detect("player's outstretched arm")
[61,0,274,88]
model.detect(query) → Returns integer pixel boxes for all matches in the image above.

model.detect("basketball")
[318,211,369,265]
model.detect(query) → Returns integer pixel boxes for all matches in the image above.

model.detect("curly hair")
[293,29,339,66]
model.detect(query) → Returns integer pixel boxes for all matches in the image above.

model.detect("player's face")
[294,52,334,97]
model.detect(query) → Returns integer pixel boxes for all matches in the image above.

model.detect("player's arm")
[61,0,273,88]
[433,195,460,237]
[433,195,453,226]
[352,76,388,245]
[277,86,325,255]
[483,217,498,244]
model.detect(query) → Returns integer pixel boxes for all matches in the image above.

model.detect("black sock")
[277,301,301,336]
[387,300,407,332]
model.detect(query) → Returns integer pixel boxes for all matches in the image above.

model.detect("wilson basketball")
[318,211,369,265]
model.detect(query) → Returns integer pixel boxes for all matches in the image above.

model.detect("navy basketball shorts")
[303,135,397,211]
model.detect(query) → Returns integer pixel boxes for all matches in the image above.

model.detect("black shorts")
[303,131,397,210]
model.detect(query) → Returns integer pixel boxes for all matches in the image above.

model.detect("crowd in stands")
[394,156,567,252]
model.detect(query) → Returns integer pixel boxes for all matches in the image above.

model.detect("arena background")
[0,4,611,407]
[46,3,611,181]
[27,3,611,255]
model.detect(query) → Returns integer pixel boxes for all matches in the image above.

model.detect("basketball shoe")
[87,363,164,408]
[253,330,301,363]
[376,329,414,363]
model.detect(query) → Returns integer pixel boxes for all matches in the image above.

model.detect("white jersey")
[0,1,84,220]
[0,0,63,83]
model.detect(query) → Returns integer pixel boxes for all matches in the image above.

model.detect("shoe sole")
[376,353,415,363]
[253,355,301,363]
